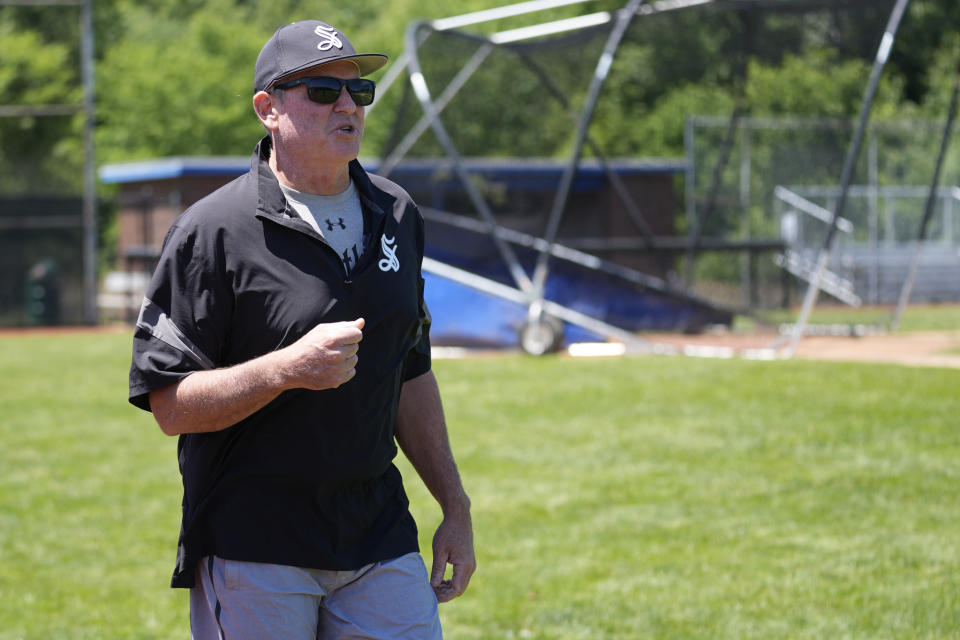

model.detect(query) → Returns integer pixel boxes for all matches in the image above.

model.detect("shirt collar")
[253,136,385,221]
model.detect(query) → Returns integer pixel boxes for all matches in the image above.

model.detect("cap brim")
[270,53,389,89]
[352,54,389,76]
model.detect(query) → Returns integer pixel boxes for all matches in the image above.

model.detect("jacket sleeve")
[402,205,432,381]
[128,216,233,411]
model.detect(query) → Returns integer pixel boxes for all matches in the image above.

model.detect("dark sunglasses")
[272,76,376,107]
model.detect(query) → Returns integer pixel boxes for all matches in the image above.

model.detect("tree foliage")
[96,0,268,161]
[0,0,956,189]
[0,23,82,195]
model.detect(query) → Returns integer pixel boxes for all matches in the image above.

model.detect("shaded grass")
[1,332,958,638]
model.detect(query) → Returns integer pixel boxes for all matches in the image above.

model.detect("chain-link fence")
[0,105,90,326]
[0,0,96,327]
[686,116,959,309]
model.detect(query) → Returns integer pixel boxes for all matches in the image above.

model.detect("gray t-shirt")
[280,180,366,275]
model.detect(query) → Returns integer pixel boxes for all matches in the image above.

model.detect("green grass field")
[1,329,958,639]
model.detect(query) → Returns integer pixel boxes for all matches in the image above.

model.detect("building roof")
[99,156,687,185]
[99,157,250,184]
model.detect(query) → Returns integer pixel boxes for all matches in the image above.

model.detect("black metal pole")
[513,48,658,245]
[786,0,912,354]
[529,0,647,308]
[403,22,535,294]
[683,9,752,290]
[81,0,97,324]
[891,52,960,330]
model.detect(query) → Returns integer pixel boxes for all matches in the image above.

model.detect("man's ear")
[253,91,279,131]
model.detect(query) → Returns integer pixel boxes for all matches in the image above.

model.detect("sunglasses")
[272,76,376,107]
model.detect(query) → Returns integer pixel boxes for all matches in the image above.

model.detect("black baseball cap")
[254,21,388,93]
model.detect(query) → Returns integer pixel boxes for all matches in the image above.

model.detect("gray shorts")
[190,552,443,640]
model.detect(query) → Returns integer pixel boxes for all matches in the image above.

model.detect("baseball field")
[0,315,958,638]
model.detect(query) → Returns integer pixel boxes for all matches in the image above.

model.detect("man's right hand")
[279,318,365,391]
[150,318,365,436]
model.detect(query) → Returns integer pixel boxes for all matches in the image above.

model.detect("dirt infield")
[3,324,960,368]
[652,330,960,369]
[0,323,130,339]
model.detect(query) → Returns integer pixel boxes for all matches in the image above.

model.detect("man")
[128,19,475,639]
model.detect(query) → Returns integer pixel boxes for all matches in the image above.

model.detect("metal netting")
[380,24,610,162]
[0,116,88,326]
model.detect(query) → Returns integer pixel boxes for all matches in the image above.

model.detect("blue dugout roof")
[99,157,250,183]
[100,156,687,191]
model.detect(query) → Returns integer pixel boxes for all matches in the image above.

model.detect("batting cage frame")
[370,0,956,356]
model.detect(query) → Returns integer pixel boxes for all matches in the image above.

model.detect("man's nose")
[333,86,359,111]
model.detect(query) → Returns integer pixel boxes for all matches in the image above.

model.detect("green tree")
[4,0,958,185]
[0,24,82,195]
[96,0,268,162]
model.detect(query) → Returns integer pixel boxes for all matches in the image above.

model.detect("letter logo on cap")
[314,25,343,51]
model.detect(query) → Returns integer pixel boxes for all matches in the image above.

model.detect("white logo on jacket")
[378,235,400,272]
[314,25,343,51]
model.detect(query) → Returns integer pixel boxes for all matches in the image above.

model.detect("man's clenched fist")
[280,318,365,391]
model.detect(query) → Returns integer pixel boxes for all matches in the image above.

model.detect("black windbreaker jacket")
[129,137,432,588]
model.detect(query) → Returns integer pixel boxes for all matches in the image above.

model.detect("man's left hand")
[430,511,476,603]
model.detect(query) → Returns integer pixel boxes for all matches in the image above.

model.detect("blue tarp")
[423,222,730,349]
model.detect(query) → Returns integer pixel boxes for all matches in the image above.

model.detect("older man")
[128,20,474,639]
